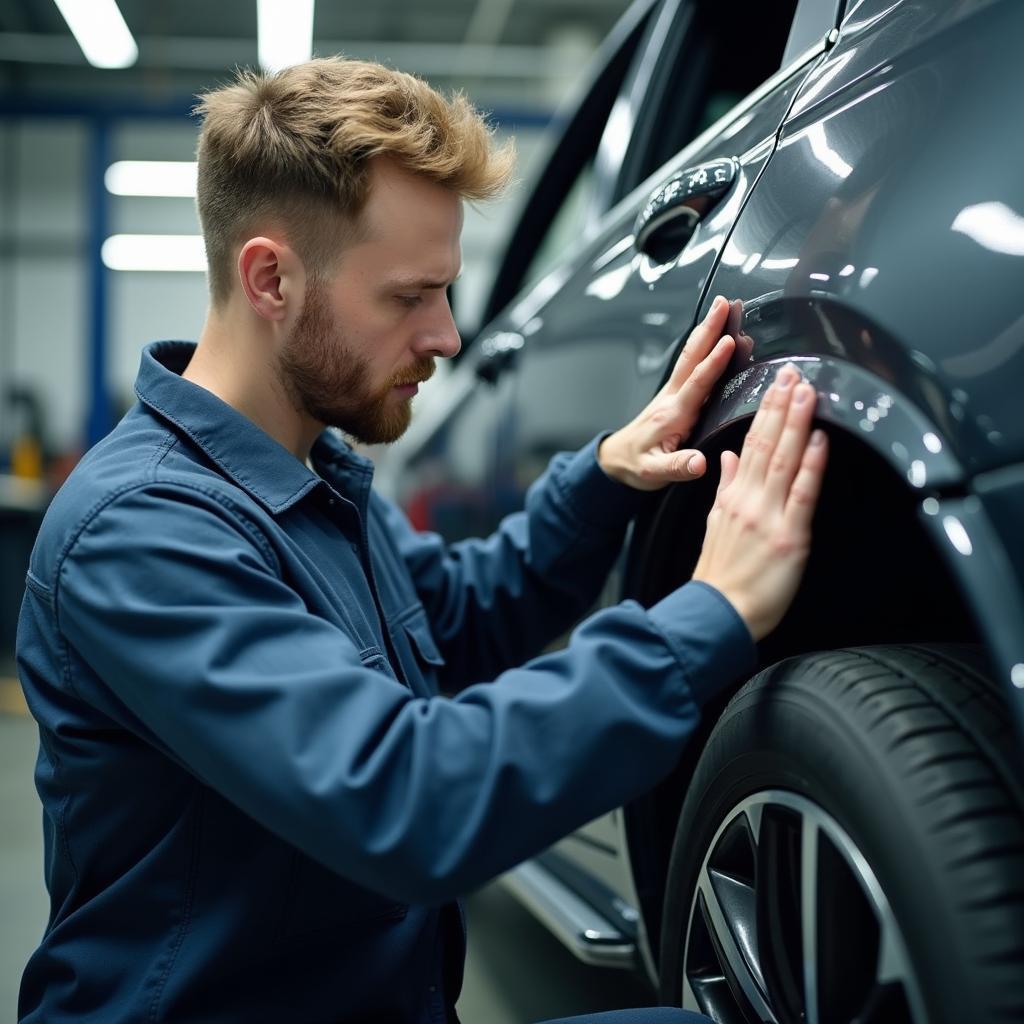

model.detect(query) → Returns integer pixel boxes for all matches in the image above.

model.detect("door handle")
[474,331,524,385]
[634,157,737,261]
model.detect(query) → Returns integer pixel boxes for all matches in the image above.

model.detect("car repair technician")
[16,57,828,1023]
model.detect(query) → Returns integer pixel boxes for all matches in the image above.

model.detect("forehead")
[345,158,463,280]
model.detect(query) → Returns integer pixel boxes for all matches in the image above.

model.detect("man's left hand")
[598,295,736,491]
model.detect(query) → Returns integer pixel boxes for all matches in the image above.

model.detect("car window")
[613,0,799,204]
[480,0,807,330]
[520,159,597,293]
[479,0,656,328]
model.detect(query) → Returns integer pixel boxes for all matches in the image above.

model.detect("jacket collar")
[135,341,373,514]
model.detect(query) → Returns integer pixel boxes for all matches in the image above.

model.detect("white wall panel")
[11,258,86,454]
[108,272,207,406]
[5,122,88,453]
[13,121,87,241]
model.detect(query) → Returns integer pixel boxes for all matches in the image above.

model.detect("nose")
[436,321,462,359]
[415,296,462,360]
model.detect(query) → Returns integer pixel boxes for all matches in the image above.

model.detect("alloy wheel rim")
[680,789,927,1024]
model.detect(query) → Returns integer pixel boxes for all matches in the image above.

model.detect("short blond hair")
[194,57,514,304]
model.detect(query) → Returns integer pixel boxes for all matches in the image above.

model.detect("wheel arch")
[618,347,1024,976]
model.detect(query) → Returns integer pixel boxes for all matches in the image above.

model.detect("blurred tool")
[7,387,45,481]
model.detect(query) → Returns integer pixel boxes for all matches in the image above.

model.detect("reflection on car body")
[381,0,1024,1020]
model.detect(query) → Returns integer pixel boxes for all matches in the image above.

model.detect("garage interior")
[5,2,1023,1021]
[0,0,659,1018]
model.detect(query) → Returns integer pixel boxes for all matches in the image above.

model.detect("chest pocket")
[389,606,445,697]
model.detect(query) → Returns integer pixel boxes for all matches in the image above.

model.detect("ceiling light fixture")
[52,0,138,69]
[101,235,207,273]
[258,0,315,74]
[105,161,198,198]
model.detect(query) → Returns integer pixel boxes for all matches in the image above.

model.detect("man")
[16,59,828,1023]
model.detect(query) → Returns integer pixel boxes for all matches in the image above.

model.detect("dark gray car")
[380,1,1024,1020]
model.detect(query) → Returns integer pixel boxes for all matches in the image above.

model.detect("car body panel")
[919,491,1024,711]
[691,0,1024,731]
[475,47,818,916]
[705,0,1024,474]
[483,63,811,517]
[381,0,1024,986]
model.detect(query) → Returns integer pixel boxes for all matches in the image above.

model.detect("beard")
[278,281,435,445]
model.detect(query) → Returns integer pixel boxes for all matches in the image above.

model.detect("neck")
[184,302,323,461]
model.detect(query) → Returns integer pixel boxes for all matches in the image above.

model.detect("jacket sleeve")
[56,480,755,906]
[381,433,662,689]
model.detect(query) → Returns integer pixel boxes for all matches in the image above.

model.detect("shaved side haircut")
[194,57,514,305]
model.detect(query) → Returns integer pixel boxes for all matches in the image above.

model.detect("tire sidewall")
[658,665,974,1023]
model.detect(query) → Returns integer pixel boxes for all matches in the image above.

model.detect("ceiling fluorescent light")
[52,0,138,69]
[101,235,207,273]
[105,161,198,198]
[258,0,315,73]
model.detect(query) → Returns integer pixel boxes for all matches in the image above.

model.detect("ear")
[237,236,305,322]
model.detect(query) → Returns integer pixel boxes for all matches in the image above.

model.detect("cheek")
[381,318,417,357]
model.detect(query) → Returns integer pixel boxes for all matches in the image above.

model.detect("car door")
[479,0,822,915]
[384,0,842,971]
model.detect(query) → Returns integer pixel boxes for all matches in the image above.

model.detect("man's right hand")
[692,363,829,642]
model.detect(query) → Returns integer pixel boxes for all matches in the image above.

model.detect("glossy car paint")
[707,0,1024,472]
[692,0,1024,729]
[381,0,1024,988]
[471,44,818,915]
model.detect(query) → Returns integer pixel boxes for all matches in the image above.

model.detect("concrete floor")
[0,714,49,1022]
[1,695,655,1022]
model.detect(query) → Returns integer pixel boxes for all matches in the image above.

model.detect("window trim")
[782,0,846,67]
[477,0,658,331]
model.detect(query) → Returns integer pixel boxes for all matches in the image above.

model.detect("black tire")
[657,644,1024,1024]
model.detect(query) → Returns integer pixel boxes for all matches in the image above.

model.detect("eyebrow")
[386,270,463,291]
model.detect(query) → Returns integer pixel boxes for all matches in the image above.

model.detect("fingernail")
[776,367,795,389]
[687,454,701,473]
[793,383,813,404]
[811,429,825,446]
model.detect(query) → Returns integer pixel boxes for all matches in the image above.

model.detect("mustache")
[390,359,436,388]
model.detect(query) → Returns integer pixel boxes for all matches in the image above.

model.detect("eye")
[396,294,422,309]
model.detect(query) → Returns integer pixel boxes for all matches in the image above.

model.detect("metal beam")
[0,95,550,129]
[86,119,112,448]
[0,31,579,80]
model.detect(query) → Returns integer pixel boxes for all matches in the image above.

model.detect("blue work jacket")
[16,341,755,1023]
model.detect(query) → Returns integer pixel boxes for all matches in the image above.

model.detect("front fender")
[641,292,1024,743]
[693,295,963,492]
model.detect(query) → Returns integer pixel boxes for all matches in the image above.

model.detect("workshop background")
[0,0,656,1018]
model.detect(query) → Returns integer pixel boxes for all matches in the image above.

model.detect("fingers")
[691,372,826,643]
[673,333,736,420]
[644,448,707,485]
[717,450,740,497]
[665,295,731,392]
[785,428,829,529]
[703,449,738,537]
[763,379,818,504]
[735,363,799,486]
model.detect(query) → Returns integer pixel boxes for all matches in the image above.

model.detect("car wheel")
[657,644,1024,1024]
